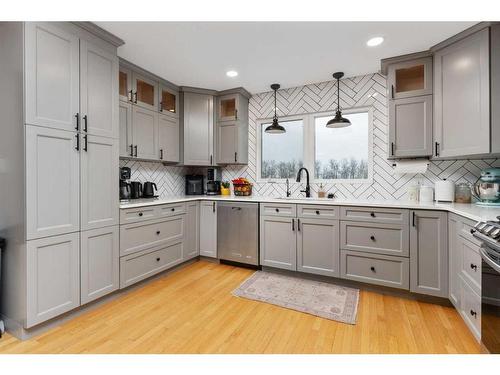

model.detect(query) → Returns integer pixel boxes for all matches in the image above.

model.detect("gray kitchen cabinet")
[158,113,180,162]
[132,106,159,160]
[297,218,340,277]
[388,95,433,158]
[433,28,490,158]
[80,135,119,231]
[448,214,461,308]
[184,201,200,260]
[159,84,179,117]
[387,57,433,100]
[24,22,80,131]
[119,101,133,157]
[217,122,238,164]
[132,71,158,111]
[199,201,217,258]
[26,232,80,328]
[80,226,119,305]
[182,92,215,166]
[119,66,133,103]
[79,39,119,139]
[260,216,297,270]
[410,210,448,297]
[25,125,80,240]
[217,93,241,122]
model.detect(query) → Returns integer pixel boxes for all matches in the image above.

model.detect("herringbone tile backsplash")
[126,72,499,200]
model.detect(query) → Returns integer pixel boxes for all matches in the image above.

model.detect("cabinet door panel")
[387,57,433,99]
[132,72,158,111]
[81,226,119,304]
[26,232,80,328]
[80,40,119,138]
[119,67,132,103]
[158,114,180,162]
[80,135,119,231]
[184,202,200,260]
[448,215,461,308]
[26,125,80,240]
[119,101,133,157]
[25,22,79,131]
[434,29,490,157]
[183,93,214,166]
[297,218,339,277]
[410,210,448,297]
[159,85,179,117]
[217,123,237,164]
[260,216,296,270]
[389,95,432,158]
[199,201,217,258]
[218,94,239,122]
[132,107,158,160]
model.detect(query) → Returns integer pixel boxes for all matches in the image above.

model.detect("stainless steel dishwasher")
[217,202,259,266]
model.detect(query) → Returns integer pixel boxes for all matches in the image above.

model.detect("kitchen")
[0,6,500,369]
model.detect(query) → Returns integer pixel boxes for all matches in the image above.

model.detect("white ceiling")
[97,22,475,94]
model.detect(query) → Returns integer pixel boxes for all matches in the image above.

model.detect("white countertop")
[119,195,500,222]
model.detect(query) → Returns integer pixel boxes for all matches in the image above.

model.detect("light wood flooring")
[0,260,481,354]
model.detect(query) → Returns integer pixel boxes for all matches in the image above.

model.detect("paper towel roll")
[392,160,429,174]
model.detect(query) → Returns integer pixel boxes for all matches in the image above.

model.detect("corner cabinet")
[433,28,490,158]
[216,91,250,165]
[409,210,448,298]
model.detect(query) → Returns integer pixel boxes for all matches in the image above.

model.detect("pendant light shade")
[265,84,286,134]
[326,72,351,128]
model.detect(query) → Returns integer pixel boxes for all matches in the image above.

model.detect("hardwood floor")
[0,260,480,354]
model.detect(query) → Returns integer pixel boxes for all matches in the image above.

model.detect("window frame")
[256,106,373,184]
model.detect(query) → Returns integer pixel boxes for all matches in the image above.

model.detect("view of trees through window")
[260,111,369,180]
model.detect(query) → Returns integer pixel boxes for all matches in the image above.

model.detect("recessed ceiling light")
[226,70,238,78]
[366,36,384,47]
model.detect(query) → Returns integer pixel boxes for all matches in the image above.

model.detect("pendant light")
[326,72,351,128]
[265,84,286,134]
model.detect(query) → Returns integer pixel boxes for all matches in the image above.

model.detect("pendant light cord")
[337,78,340,112]
[274,88,277,119]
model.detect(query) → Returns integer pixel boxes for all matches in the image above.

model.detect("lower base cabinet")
[183,201,199,260]
[26,232,80,328]
[459,275,481,340]
[80,226,119,305]
[260,216,296,270]
[199,201,217,258]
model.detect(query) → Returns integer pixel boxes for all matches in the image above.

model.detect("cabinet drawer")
[459,275,481,341]
[157,202,186,218]
[260,203,296,217]
[297,204,339,219]
[341,221,409,257]
[120,216,184,256]
[120,242,183,288]
[341,250,409,290]
[120,207,156,224]
[340,206,408,225]
[459,237,481,295]
[457,216,482,247]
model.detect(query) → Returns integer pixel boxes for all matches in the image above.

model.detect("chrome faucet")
[296,168,311,198]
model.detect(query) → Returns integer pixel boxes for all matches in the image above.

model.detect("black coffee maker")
[120,167,131,200]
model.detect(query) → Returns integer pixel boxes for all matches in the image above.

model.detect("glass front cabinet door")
[159,85,179,117]
[218,94,239,122]
[119,67,132,103]
[132,72,158,110]
[387,57,433,99]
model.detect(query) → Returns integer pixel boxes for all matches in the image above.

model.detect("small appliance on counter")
[206,167,222,195]
[206,181,221,195]
[143,182,158,198]
[472,168,500,206]
[130,181,143,199]
[120,167,131,200]
[186,175,204,195]
[435,179,455,202]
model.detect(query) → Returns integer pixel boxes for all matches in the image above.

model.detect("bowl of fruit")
[232,177,253,196]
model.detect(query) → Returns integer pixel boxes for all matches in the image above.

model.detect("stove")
[471,218,500,354]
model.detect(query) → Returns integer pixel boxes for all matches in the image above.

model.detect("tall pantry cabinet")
[0,22,123,335]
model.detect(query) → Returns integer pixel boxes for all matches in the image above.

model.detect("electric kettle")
[472,168,500,206]
[130,181,143,199]
[143,182,157,198]
[120,180,131,200]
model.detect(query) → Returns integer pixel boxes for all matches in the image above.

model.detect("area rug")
[232,271,359,324]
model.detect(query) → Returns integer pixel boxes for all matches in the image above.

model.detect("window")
[258,108,371,182]
[314,111,369,180]
[261,119,304,179]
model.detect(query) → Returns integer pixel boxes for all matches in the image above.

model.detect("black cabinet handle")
[128,90,133,102]
[390,142,395,156]
[234,152,237,163]
[156,231,160,235]
[391,85,394,99]
[292,218,295,231]
[83,134,88,152]
[470,228,476,234]
[297,219,301,231]
[370,212,375,218]
[316,210,320,215]
[156,257,160,262]
[75,113,80,131]
[171,208,175,212]
[212,202,215,213]
[133,91,138,104]
[470,309,477,318]
[130,144,134,157]
[159,101,163,112]
[83,115,88,132]
[370,266,376,272]
[412,212,416,227]
[210,155,213,165]
[275,208,280,213]
[235,108,238,120]
[470,263,478,271]
[75,133,80,151]
[138,212,143,217]
[160,149,163,160]
[370,235,375,241]
[435,142,440,157]
[134,145,138,157]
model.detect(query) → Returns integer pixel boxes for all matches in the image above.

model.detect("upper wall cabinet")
[132,72,158,111]
[387,57,433,100]
[159,85,179,117]
[25,22,80,131]
[119,67,133,103]
[433,28,490,158]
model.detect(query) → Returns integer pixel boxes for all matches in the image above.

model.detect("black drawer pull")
[156,231,160,235]
[370,235,375,241]
[138,212,143,217]
[470,228,476,234]
[275,208,279,212]
[156,257,160,262]
[370,266,376,272]
[470,309,477,317]
[171,208,175,212]
[470,263,478,271]
[316,210,320,215]
[370,212,375,218]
